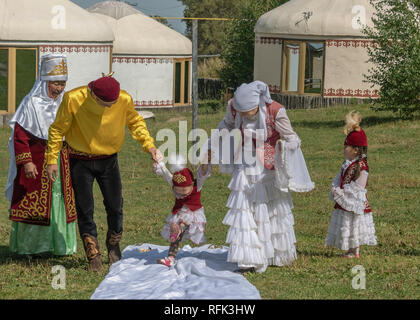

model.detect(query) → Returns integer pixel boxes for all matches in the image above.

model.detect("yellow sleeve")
[126,96,156,152]
[46,93,73,165]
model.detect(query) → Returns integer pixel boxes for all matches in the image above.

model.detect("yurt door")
[173,58,192,107]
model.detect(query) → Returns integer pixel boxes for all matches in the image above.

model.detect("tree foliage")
[219,0,289,89]
[181,0,236,55]
[362,0,420,118]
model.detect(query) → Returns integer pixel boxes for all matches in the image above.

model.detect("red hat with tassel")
[88,72,120,102]
[169,154,194,187]
[344,129,368,147]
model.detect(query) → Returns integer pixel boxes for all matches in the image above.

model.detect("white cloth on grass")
[90,243,261,300]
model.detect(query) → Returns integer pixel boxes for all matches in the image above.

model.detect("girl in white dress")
[325,111,377,258]
[206,81,314,273]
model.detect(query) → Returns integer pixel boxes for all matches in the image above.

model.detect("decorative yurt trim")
[253,0,379,108]
[0,0,114,115]
[88,1,192,109]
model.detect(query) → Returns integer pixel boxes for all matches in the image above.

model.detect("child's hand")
[152,162,164,175]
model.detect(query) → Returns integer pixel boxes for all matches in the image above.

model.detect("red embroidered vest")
[334,159,372,213]
[230,100,283,170]
[172,182,203,214]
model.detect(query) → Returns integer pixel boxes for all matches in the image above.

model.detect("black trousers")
[69,154,123,238]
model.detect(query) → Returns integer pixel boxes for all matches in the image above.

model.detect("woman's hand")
[23,162,38,179]
[47,164,59,182]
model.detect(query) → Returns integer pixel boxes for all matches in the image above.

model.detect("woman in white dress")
[206,81,314,273]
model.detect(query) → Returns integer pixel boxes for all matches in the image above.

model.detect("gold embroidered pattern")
[343,162,358,185]
[60,147,77,222]
[173,173,187,184]
[47,59,67,76]
[15,152,32,164]
[10,157,52,225]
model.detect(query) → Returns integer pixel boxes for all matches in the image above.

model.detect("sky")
[70,0,187,35]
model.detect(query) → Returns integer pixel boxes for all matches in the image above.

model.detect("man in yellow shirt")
[46,74,160,272]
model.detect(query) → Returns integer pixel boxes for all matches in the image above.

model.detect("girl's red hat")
[172,168,194,187]
[344,129,368,147]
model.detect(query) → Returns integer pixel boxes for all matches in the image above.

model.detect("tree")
[362,0,420,118]
[219,0,289,89]
[152,15,173,29]
[181,0,237,55]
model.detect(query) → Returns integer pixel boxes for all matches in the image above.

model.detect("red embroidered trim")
[112,57,172,64]
[134,100,173,107]
[324,88,379,98]
[268,85,281,94]
[256,37,282,45]
[40,45,112,53]
[325,40,377,48]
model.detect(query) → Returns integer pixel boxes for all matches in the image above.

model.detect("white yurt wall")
[0,0,114,115]
[254,0,379,104]
[89,1,192,109]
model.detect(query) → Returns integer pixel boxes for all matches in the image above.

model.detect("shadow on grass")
[0,245,86,269]
[294,115,399,129]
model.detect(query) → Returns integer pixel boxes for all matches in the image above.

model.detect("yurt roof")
[0,0,114,42]
[88,2,191,56]
[255,0,376,38]
[88,0,145,20]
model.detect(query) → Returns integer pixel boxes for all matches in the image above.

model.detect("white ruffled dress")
[154,162,210,245]
[325,159,377,250]
[210,103,314,272]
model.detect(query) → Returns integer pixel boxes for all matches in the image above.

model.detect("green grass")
[0,104,419,299]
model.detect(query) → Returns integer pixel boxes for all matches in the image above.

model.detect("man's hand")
[23,162,38,179]
[47,164,59,182]
[148,147,163,163]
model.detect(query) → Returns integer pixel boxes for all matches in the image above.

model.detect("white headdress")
[233,80,273,141]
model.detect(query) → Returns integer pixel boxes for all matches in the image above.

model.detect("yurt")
[88,1,193,109]
[254,0,378,108]
[0,0,114,116]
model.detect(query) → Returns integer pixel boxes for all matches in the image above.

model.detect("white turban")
[233,80,273,141]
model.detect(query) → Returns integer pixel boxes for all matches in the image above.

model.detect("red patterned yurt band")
[40,45,112,53]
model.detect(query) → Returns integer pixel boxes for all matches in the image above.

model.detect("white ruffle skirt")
[325,209,377,250]
[223,166,297,272]
[161,206,206,245]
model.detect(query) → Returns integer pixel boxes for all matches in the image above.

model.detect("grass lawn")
[0,103,418,299]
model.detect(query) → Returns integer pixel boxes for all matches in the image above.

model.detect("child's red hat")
[344,129,368,147]
[172,168,194,187]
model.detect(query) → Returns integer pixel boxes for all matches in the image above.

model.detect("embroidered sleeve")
[14,123,33,166]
